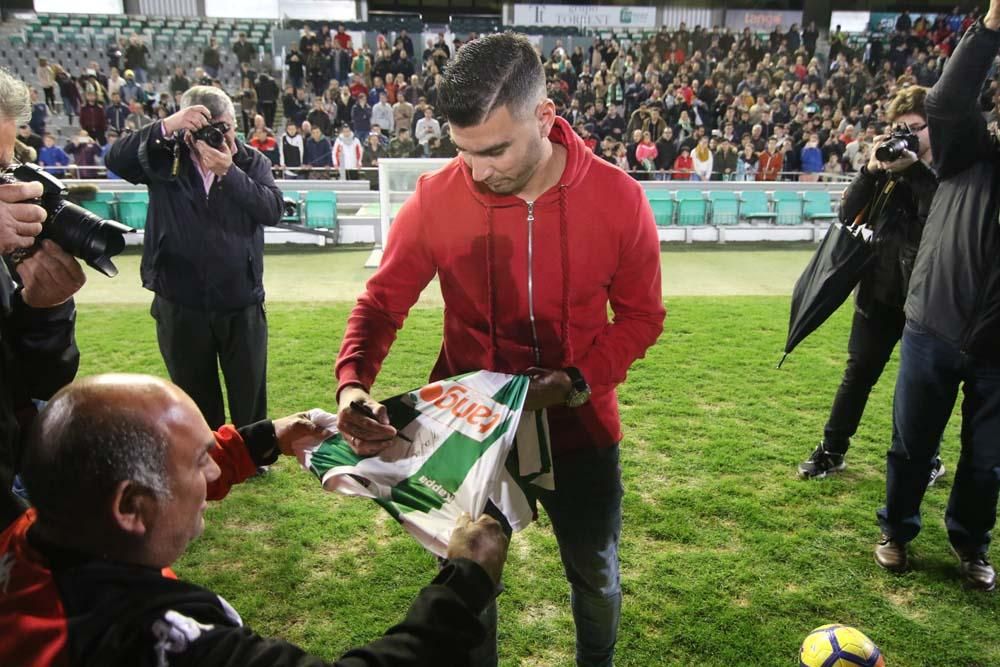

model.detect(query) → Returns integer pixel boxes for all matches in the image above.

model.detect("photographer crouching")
[0,67,86,526]
[873,3,1000,591]
[799,86,939,481]
[106,86,283,431]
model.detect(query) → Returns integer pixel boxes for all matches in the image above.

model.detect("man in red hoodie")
[335,33,665,666]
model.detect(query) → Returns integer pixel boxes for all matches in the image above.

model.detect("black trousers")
[151,295,268,429]
[823,301,906,454]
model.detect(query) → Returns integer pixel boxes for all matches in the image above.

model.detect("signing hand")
[447,513,509,585]
[523,367,571,411]
[19,240,86,307]
[336,386,396,456]
[162,105,212,136]
[0,182,45,254]
[273,412,332,456]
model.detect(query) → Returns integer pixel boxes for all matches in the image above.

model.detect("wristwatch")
[563,367,591,408]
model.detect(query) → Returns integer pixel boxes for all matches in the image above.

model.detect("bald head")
[22,374,198,525]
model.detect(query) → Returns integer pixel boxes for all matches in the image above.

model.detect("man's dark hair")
[438,32,545,127]
[21,384,171,523]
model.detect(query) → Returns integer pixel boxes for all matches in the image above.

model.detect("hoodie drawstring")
[485,206,498,371]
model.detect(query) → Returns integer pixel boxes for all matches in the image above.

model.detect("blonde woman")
[692,136,713,182]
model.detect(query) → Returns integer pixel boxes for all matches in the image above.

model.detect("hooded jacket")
[336,117,665,457]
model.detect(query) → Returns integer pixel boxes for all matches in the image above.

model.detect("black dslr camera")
[192,121,230,150]
[1,163,132,278]
[875,124,920,163]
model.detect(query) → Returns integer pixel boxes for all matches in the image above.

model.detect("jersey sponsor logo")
[412,381,505,441]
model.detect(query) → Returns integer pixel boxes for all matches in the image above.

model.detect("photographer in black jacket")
[873,8,1000,592]
[106,86,282,431]
[799,86,940,481]
[0,67,85,527]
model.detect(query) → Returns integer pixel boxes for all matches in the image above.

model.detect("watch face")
[566,389,591,408]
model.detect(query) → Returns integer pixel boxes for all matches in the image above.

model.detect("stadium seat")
[116,192,149,231]
[675,190,707,226]
[708,191,739,225]
[645,189,674,226]
[81,191,116,221]
[772,191,804,225]
[304,191,337,229]
[738,190,776,223]
[802,191,839,222]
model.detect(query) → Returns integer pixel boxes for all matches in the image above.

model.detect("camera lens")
[42,197,132,277]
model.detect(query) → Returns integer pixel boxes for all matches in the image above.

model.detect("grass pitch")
[72,247,997,666]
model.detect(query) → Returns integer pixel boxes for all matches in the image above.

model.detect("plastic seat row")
[644,190,840,227]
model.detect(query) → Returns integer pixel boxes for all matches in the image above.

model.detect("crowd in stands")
[13,7,989,183]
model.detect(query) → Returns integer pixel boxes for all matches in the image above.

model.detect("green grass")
[74,294,998,667]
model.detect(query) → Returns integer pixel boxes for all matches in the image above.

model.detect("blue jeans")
[473,445,623,666]
[877,322,1000,552]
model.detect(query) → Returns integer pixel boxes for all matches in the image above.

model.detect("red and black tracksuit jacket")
[0,422,494,666]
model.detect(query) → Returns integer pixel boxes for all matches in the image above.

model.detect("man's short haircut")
[180,85,235,121]
[21,386,172,523]
[886,85,928,122]
[438,32,546,127]
[0,67,30,124]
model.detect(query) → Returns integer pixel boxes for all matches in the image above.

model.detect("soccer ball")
[799,624,885,667]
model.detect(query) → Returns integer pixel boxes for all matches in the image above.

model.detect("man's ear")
[537,98,557,138]
[110,480,155,538]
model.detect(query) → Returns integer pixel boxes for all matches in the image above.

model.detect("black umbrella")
[778,222,876,368]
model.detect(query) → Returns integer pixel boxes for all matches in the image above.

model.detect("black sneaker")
[798,444,846,479]
[928,457,946,487]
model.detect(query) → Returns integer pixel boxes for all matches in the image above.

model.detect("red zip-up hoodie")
[336,116,665,457]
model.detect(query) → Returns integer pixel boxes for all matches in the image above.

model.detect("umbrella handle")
[777,353,789,369]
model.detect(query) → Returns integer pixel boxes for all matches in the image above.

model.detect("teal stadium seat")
[675,190,708,226]
[772,191,804,225]
[304,191,337,229]
[739,190,776,223]
[708,191,739,225]
[81,191,115,221]
[116,192,149,231]
[645,189,674,226]
[802,191,839,222]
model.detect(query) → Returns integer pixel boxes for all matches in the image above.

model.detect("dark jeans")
[259,101,276,129]
[151,295,268,429]
[877,322,1000,552]
[823,302,906,454]
[471,445,623,667]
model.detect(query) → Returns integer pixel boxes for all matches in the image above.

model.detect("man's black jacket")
[0,260,78,527]
[106,121,283,311]
[839,160,938,315]
[906,20,1000,360]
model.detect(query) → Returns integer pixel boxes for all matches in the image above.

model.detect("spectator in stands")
[714,137,738,180]
[403,73,423,104]
[279,119,303,177]
[169,66,191,97]
[333,125,362,180]
[306,97,331,138]
[334,23,351,50]
[285,45,304,90]
[202,37,221,80]
[821,152,844,181]
[371,92,394,136]
[736,143,759,181]
[600,103,626,141]
[17,124,42,157]
[125,100,151,131]
[29,90,47,137]
[673,145,694,179]
[351,47,371,87]
[53,65,79,124]
[389,127,416,157]
[361,131,387,186]
[79,92,106,146]
[303,124,333,179]
[635,130,657,174]
[232,33,257,66]
[119,69,142,105]
[38,134,69,178]
[692,136,713,181]
[65,132,101,178]
[255,74,279,129]
[414,105,441,155]
[192,66,211,87]
[306,44,328,96]
[124,34,150,84]
[655,126,677,179]
[35,59,56,113]
[287,87,309,127]
[393,95,415,138]
[800,133,823,181]
[350,93,372,141]
[100,129,120,179]
[757,137,784,181]
[105,91,130,134]
[250,127,279,167]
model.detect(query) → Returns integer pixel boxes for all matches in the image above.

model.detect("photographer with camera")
[799,86,939,482]
[0,67,86,527]
[106,86,283,432]
[872,5,1000,592]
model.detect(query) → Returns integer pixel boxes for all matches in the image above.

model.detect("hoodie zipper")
[526,201,541,365]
